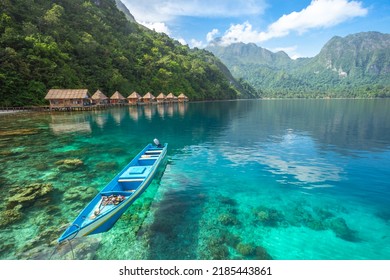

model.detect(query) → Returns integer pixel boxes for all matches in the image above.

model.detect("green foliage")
[0,0,250,106]
[207,33,390,99]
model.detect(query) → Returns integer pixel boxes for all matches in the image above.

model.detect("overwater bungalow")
[45,89,91,109]
[156,93,166,103]
[178,93,189,102]
[166,92,178,103]
[91,90,109,105]
[143,92,156,104]
[127,91,142,105]
[110,91,127,104]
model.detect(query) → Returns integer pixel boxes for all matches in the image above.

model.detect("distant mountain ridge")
[207,32,390,98]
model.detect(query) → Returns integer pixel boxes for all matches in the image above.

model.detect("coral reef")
[218,213,239,226]
[62,185,98,211]
[326,217,359,242]
[95,161,119,172]
[0,205,23,228]
[235,242,273,259]
[55,158,84,171]
[253,206,284,227]
[7,183,53,210]
[0,183,54,240]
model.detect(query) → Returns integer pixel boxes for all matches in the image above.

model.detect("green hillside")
[207,32,390,98]
[0,0,256,106]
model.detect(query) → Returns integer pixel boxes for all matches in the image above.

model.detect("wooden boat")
[58,140,168,243]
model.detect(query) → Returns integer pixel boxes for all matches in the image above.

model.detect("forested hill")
[0,0,256,106]
[207,32,390,98]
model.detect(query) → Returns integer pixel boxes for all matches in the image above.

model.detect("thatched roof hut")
[178,93,189,102]
[143,92,156,103]
[91,90,109,105]
[110,91,127,104]
[156,93,166,103]
[166,92,178,103]
[127,91,141,105]
[45,89,91,108]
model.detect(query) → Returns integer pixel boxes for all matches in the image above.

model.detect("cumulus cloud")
[206,29,220,43]
[219,0,368,45]
[190,39,204,48]
[140,21,171,35]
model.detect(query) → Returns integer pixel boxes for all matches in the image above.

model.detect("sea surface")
[0,99,389,260]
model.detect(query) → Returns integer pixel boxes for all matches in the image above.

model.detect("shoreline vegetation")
[1,96,389,115]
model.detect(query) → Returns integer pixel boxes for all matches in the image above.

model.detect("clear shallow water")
[0,99,389,260]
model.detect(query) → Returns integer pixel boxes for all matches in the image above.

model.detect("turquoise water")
[0,99,389,260]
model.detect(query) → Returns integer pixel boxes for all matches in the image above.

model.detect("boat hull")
[58,143,167,243]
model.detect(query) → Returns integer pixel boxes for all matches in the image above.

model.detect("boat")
[58,139,168,243]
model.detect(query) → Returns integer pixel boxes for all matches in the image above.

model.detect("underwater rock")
[34,162,48,171]
[7,183,53,210]
[236,242,255,257]
[254,206,284,227]
[205,236,230,260]
[326,217,359,242]
[55,158,84,171]
[222,231,241,248]
[63,185,98,203]
[108,147,127,155]
[0,205,23,228]
[219,196,237,206]
[254,245,273,260]
[95,161,119,172]
[210,244,229,260]
[218,213,239,226]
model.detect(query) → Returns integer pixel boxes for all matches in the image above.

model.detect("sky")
[120,0,390,58]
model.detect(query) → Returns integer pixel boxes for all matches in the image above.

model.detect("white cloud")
[219,0,368,45]
[263,0,368,39]
[206,29,220,43]
[177,38,187,45]
[121,0,266,22]
[140,21,171,35]
[190,39,204,48]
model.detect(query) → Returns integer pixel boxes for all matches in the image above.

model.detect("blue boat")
[58,140,168,243]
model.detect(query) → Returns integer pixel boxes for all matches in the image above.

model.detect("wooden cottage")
[45,89,91,109]
[110,91,127,104]
[156,93,166,103]
[91,90,109,105]
[178,93,189,102]
[143,92,156,104]
[127,91,141,105]
[166,92,178,103]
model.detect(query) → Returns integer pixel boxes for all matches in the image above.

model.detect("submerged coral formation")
[55,158,84,171]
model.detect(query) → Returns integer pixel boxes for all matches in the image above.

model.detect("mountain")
[207,32,390,98]
[114,0,135,22]
[0,0,255,106]
[207,41,293,69]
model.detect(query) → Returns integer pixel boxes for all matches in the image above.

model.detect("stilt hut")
[166,92,178,103]
[127,91,141,105]
[156,93,166,103]
[45,89,91,109]
[91,90,109,105]
[110,91,127,104]
[178,93,189,102]
[142,92,156,104]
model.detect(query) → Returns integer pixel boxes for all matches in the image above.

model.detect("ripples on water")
[0,99,389,260]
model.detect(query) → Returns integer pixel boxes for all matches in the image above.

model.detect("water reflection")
[223,99,390,153]
[49,113,91,134]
